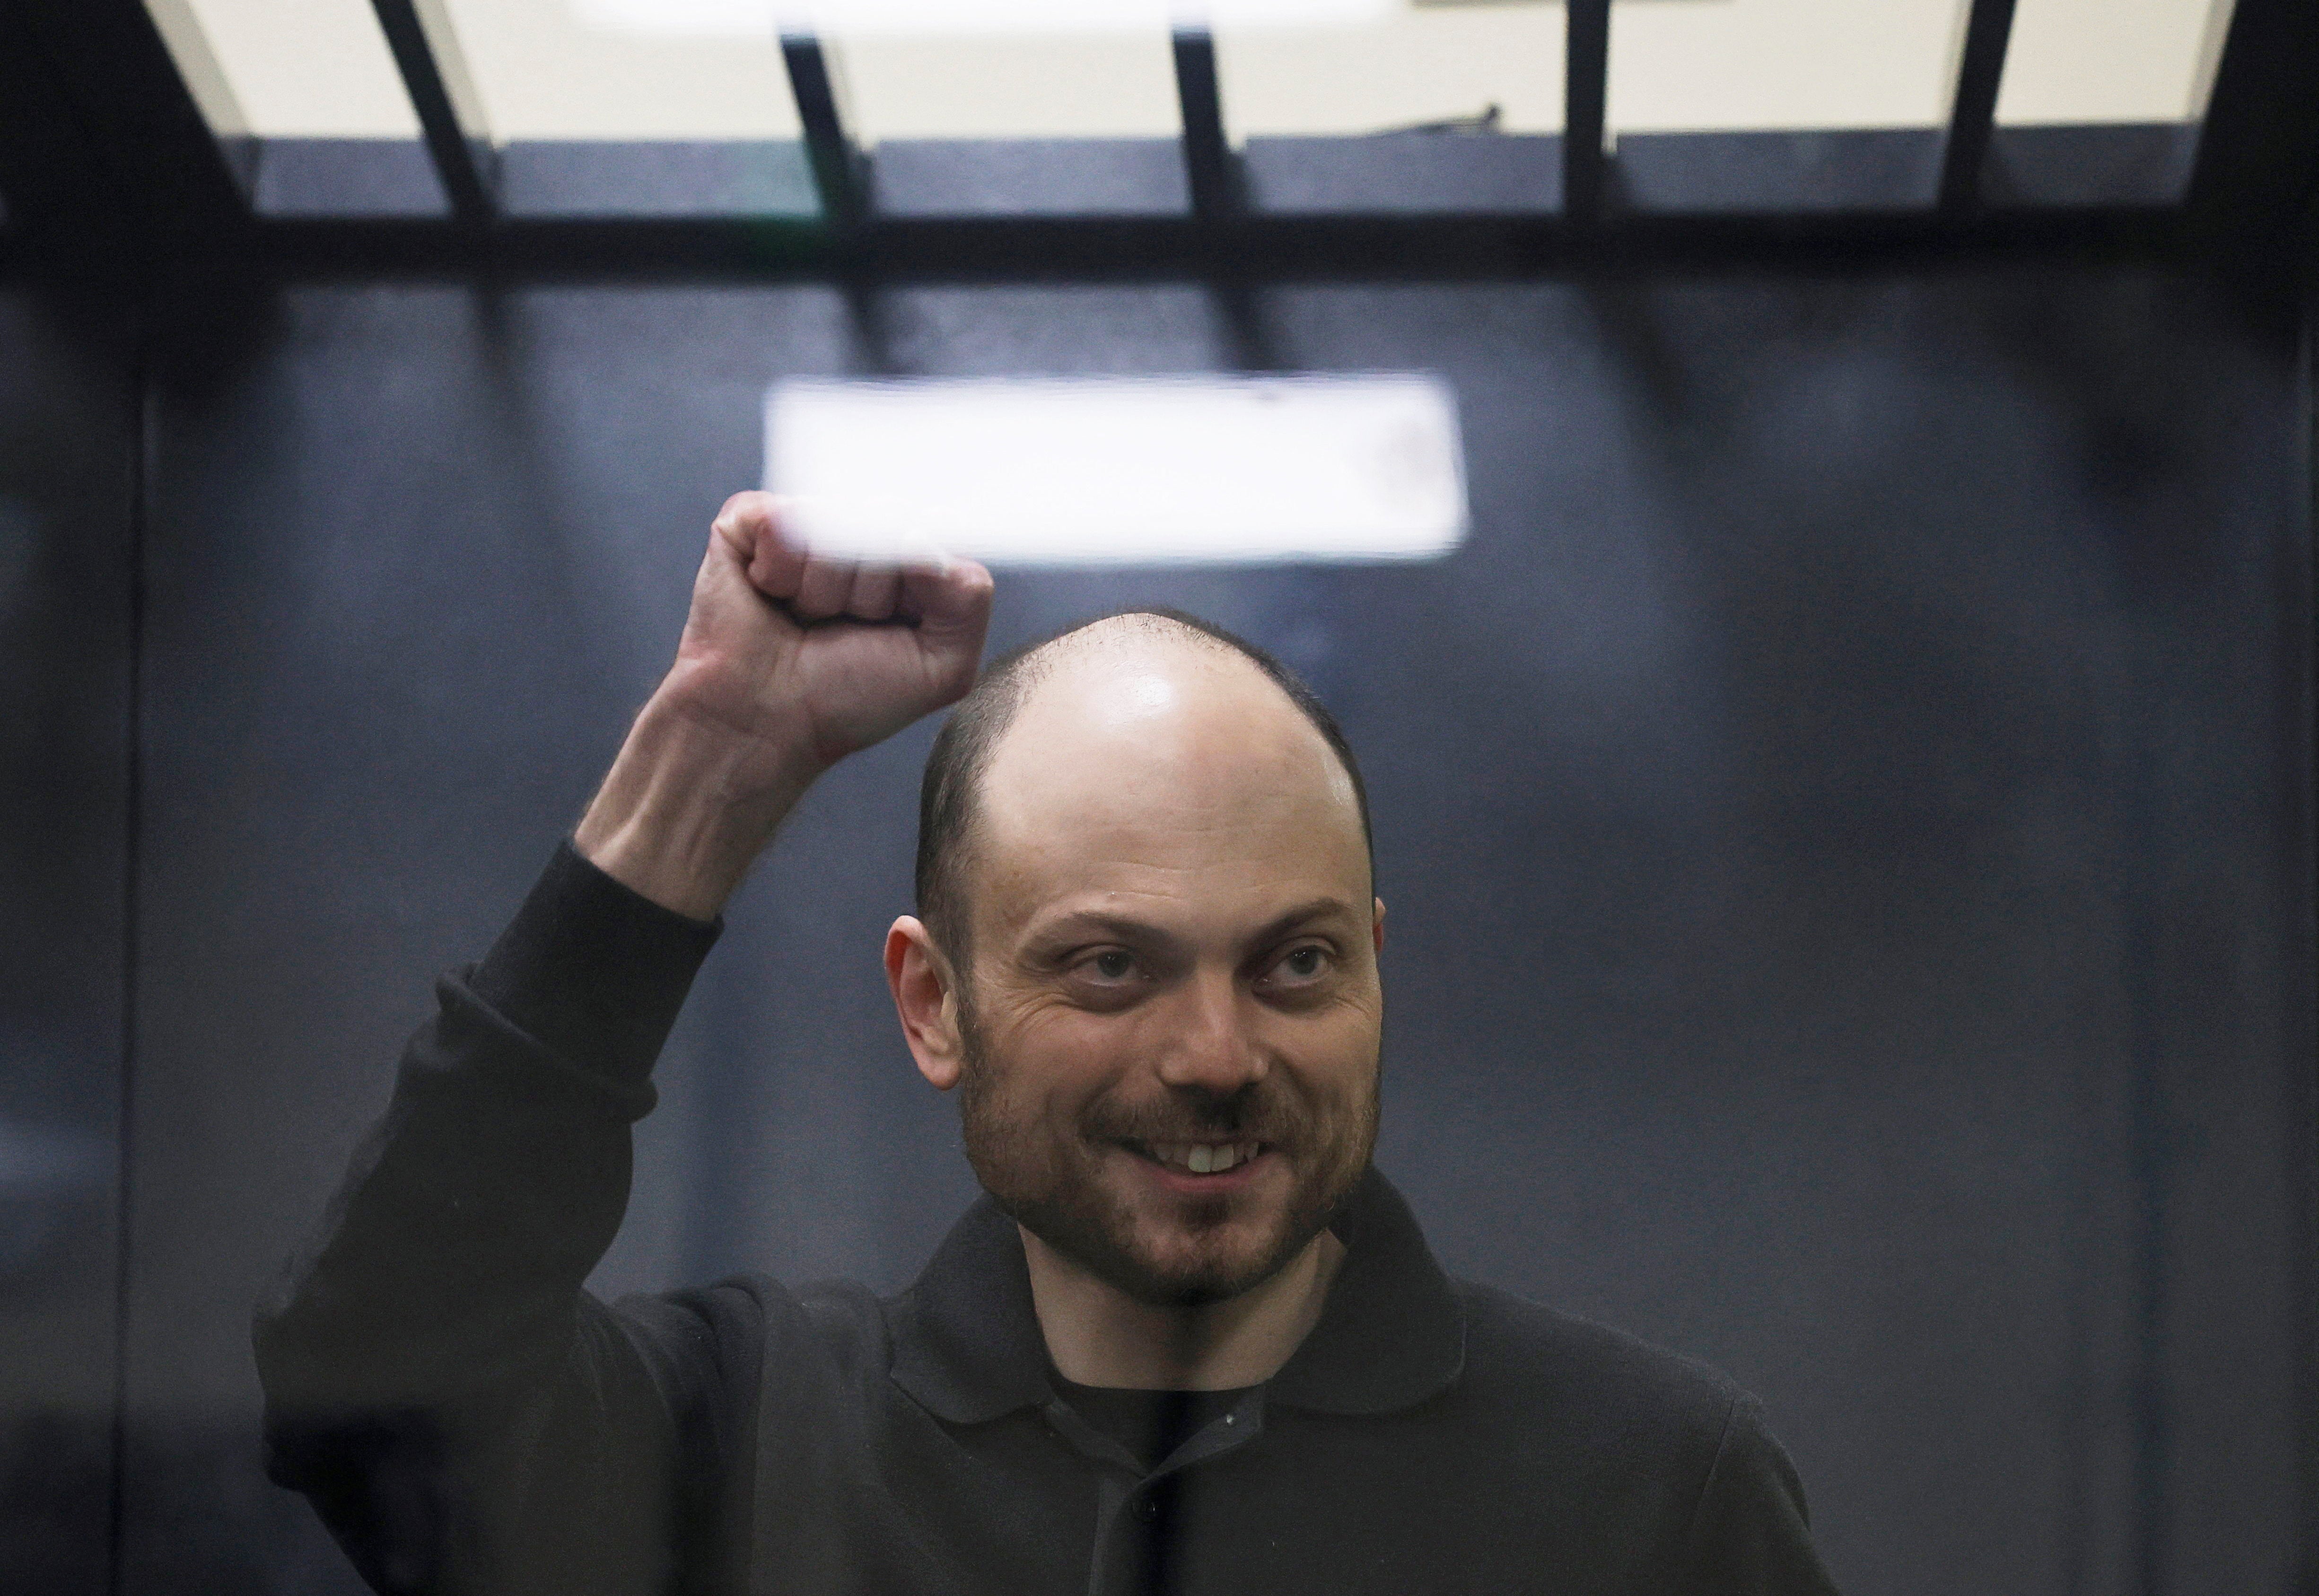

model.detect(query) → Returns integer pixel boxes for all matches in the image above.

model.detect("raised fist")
[576,491,993,919]
[665,490,994,775]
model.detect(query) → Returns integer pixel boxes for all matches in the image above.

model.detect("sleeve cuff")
[468,839,724,1089]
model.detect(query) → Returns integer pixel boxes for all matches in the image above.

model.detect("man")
[256,493,1839,1595]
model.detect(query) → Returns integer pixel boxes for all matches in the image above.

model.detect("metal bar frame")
[368,0,496,223]
[1173,29,1238,219]
[1564,0,1611,223]
[1,0,2312,289]
[1939,0,2019,211]
[0,6,117,244]
[212,207,2189,284]
[0,0,250,270]
[2188,0,2319,243]
[780,33,863,228]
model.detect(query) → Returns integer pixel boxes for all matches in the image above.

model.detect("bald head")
[914,611,1372,961]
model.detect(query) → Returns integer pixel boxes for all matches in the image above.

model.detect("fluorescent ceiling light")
[572,0,1392,37]
[765,374,1468,567]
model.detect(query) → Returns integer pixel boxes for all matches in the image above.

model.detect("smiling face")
[905,627,1383,1307]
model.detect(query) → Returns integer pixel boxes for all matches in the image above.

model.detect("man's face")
[946,643,1383,1307]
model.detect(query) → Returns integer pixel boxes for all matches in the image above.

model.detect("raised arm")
[254,496,990,1594]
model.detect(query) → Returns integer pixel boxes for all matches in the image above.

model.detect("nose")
[1152,968,1270,1096]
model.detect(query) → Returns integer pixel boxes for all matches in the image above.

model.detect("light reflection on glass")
[766,375,1470,567]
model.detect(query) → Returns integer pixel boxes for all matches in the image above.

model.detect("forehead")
[969,635,1366,928]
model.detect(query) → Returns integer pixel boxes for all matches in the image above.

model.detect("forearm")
[575,673,823,922]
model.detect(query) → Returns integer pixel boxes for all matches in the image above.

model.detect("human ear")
[885,916,965,1091]
[1372,897,1386,957]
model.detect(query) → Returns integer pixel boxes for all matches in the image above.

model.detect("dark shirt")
[1049,1381,1253,1474]
[1046,1380,1257,1596]
[254,843,1842,1596]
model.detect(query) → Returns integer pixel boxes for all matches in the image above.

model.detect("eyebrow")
[1024,896,1361,954]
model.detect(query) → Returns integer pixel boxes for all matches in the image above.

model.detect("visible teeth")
[1149,1142,1257,1175]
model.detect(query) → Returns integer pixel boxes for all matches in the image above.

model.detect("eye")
[1084,949,1138,982]
[1264,944,1333,986]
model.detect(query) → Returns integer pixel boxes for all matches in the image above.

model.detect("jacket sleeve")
[253,843,733,1596]
[1681,1397,1845,1595]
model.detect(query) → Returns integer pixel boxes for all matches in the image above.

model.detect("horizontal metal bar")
[7,206,2191,287]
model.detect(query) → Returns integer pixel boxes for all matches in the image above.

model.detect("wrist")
[575,689,821,921]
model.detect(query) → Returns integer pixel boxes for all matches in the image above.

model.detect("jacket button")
[1135,1498,1159,1522]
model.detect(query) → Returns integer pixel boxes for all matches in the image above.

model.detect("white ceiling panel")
[443,0,803,139]
[146,0,2243,148]
[828,33,1182,141]
[159,0,419,137]
[1216,5,1566,139]
[1611,0,1971,134]
[1996,0,2235,125]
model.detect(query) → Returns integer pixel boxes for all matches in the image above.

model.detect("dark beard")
[954,996,1378,1308]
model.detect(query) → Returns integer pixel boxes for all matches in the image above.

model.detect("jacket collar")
[884,1166,1466,1424]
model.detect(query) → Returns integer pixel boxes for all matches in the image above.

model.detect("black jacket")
[254,844,1841,1596]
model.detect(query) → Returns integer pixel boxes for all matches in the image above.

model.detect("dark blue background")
[1,263,2310,1593]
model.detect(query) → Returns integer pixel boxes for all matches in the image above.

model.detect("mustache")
[1080,1086,1314,1147]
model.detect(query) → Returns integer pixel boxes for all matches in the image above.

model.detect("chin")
[1110,1223,1298,1307]
[1014,1182,1327,1308]
[1075,1242,1294,1310]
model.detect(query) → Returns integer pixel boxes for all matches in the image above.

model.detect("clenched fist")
[577,492,994,919]
[673,491,993,769]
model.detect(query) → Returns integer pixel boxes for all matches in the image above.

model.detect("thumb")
[901,558,995,644]
[898,558,993,704]
[686,519,792,645]
[712,492,809,602]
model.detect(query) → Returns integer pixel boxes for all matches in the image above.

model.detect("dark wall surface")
[80,267,2316,1594]
[0,291,136,1596]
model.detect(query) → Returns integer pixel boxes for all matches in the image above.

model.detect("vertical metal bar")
[781,34,863,228]
[144,0,258,198]
[2288,278,2319,1596]
[0,0,253,259]
[1563,0,1610,224]
[2123,866,2171,1596]
[0,7,120,242]
[109,338,153,1596]
[2187,0,2319,241]
[1938,0,2018,211]
[1172,29,1237,219]
[369,0,495,223]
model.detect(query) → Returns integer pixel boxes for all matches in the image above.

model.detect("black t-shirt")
[1050,1376,1255,1471]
